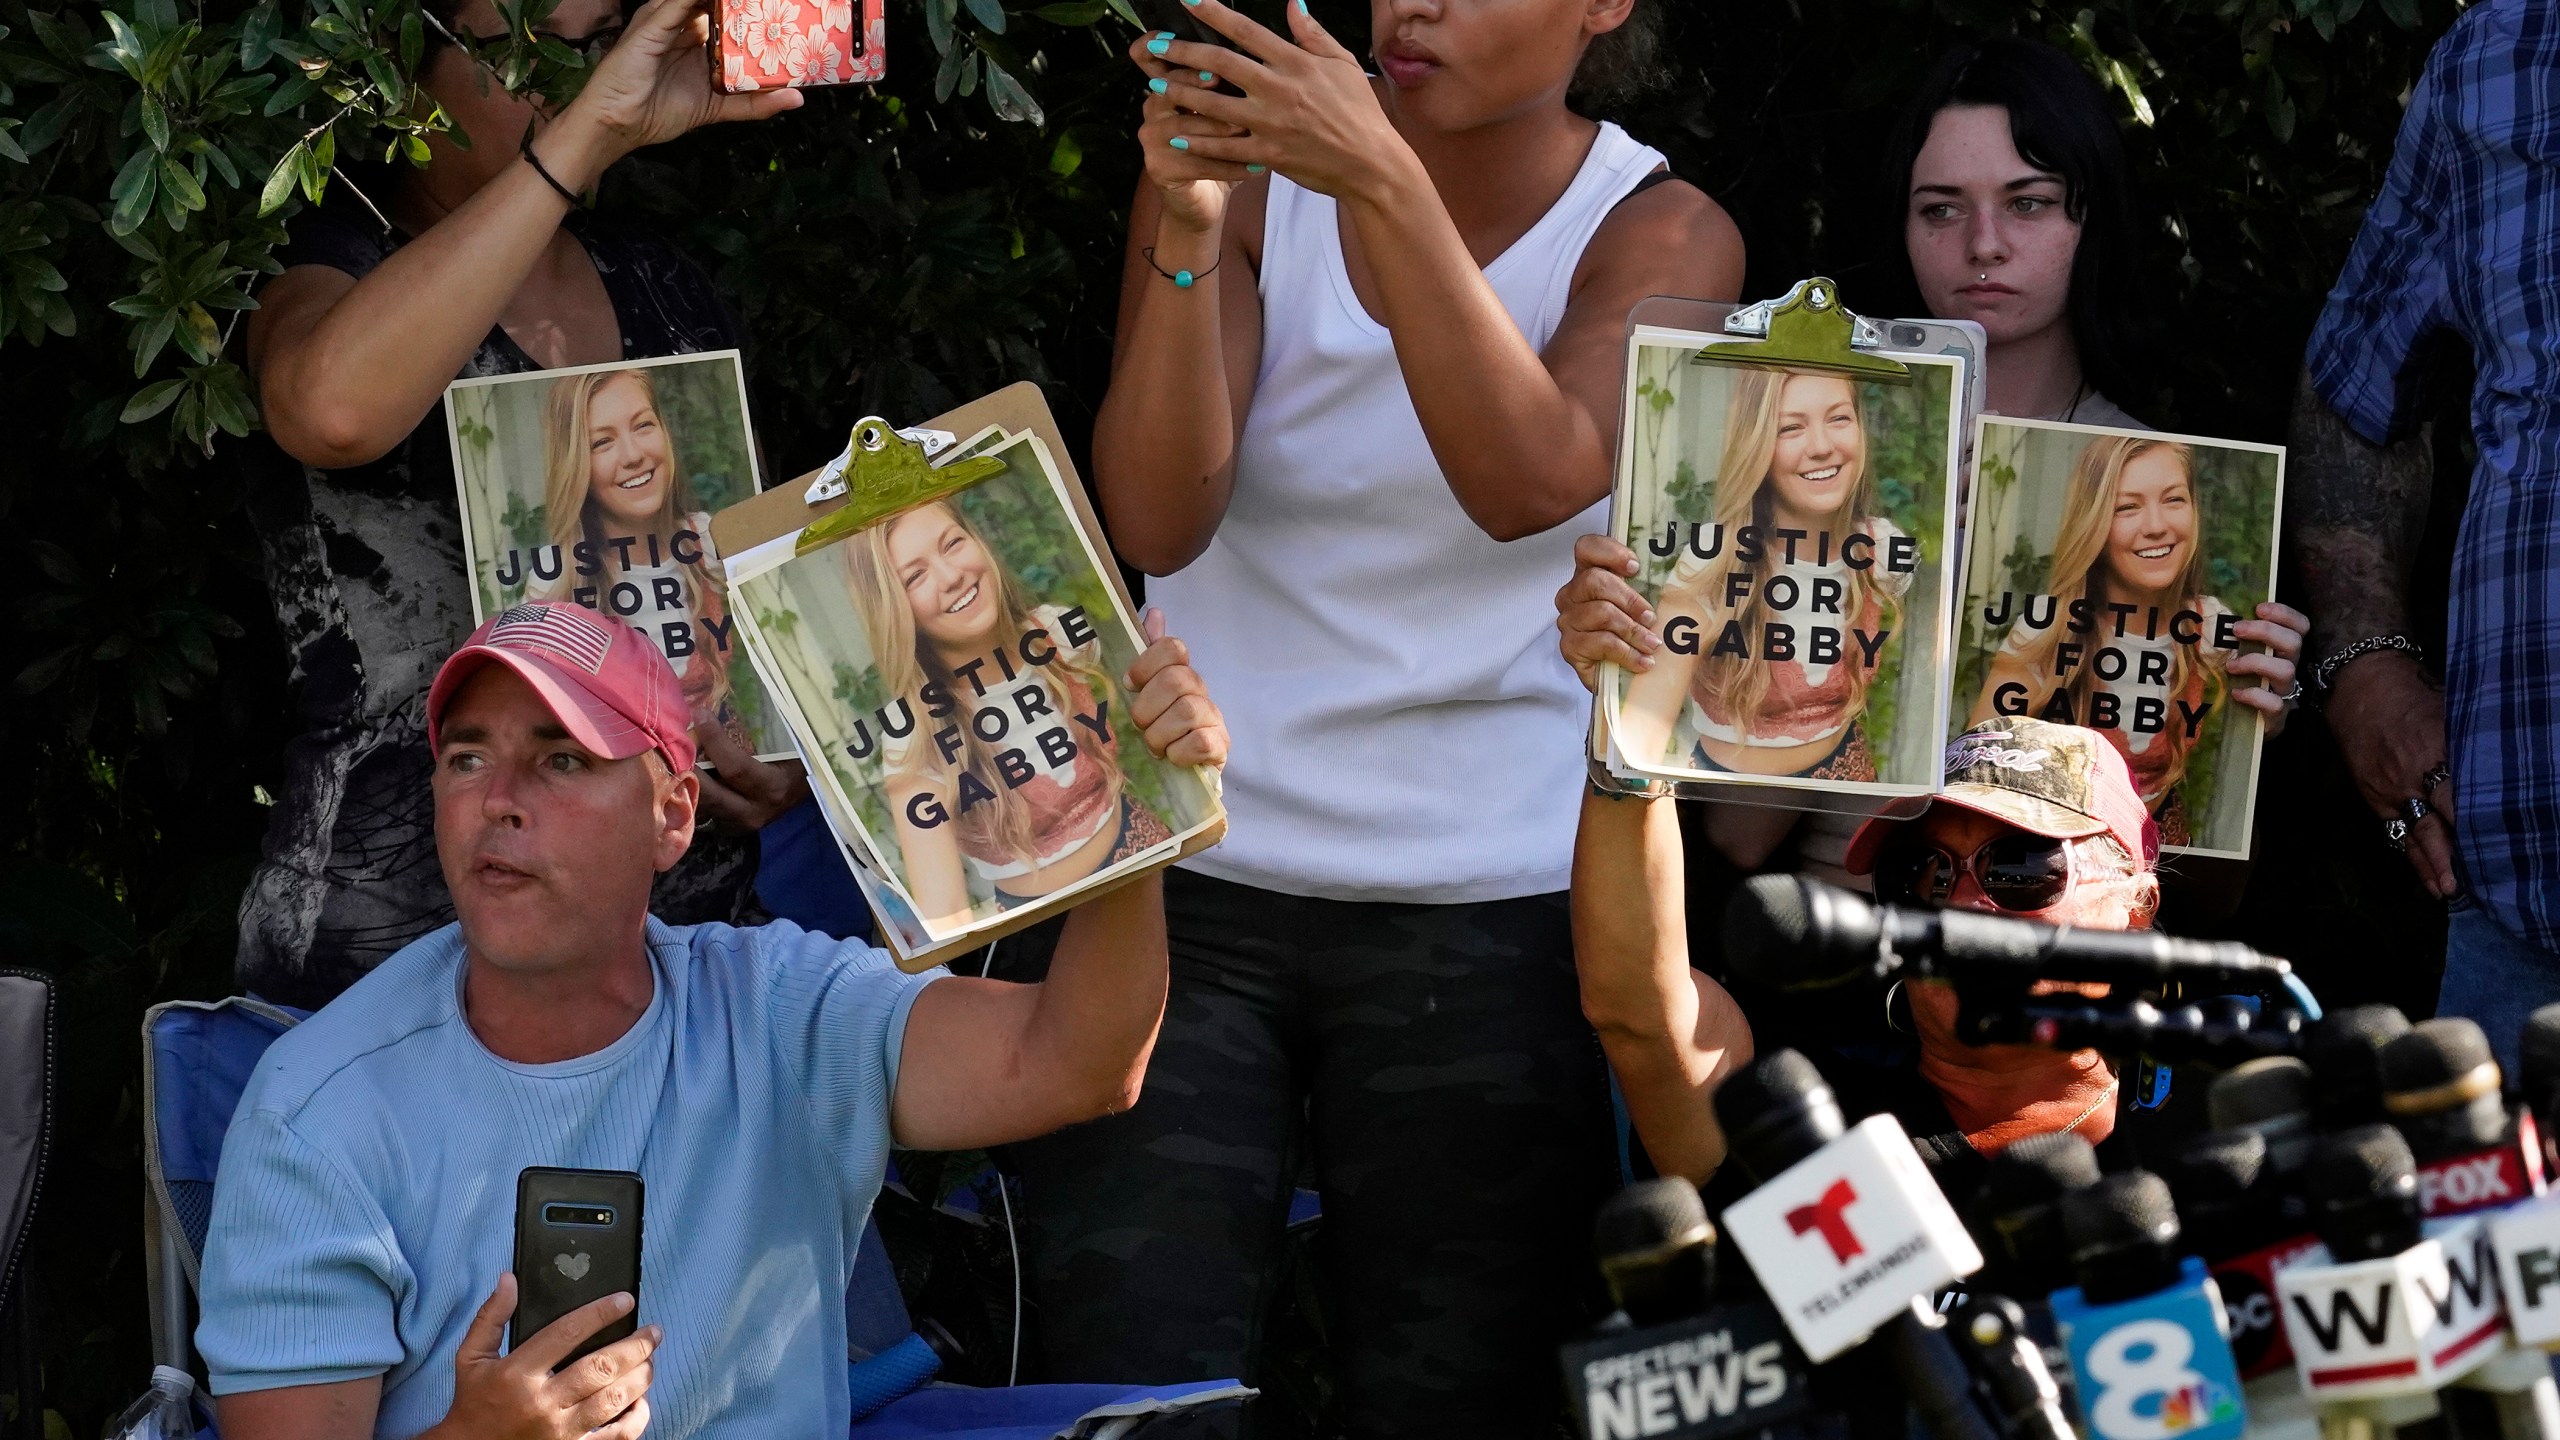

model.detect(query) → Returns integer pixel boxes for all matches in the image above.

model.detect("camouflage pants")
[997,868,1616,1438]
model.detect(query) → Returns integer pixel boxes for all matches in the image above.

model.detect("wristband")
[1141,246,1220,289]
[519,120,589,209]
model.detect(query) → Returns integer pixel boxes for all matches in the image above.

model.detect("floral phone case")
[712,0,884,94]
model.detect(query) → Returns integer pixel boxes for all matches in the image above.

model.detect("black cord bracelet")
[519,120,588,209]
[1141,246,1220,289]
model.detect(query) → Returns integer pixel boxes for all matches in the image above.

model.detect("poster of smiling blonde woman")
[446,350,785,757]
[1600,326,1967,799]
[1958,418,2285,858]
[728,430,1223,945]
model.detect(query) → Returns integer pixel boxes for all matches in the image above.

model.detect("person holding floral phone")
[239,0,805,1008]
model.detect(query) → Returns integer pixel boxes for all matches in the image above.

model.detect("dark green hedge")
[0,0,2466,1430]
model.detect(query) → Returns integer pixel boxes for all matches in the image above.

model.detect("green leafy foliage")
[0,0,2471,1431]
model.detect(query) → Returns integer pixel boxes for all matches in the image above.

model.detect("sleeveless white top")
[1151,123,1667,903]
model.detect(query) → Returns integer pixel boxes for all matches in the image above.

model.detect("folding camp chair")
[140,996,1250,1438]
[1,970,54,1440]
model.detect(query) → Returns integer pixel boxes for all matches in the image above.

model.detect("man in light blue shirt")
[197,598,1227,1440]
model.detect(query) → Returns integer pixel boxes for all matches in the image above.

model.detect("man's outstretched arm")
[889,873,1171,1150]
[888,617,1221,1150]
[2287,370,2460,896]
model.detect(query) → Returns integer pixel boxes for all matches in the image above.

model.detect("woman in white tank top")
[993,0,1741,1433]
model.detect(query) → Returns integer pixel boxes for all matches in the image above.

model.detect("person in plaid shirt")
[2291,0,2560,1071]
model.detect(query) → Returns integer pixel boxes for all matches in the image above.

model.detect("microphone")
[1563,1178,1817,1439]
[2159,1128,2323,1384]
[1724,875,2298,995]
[2274,1125,2506,1427]
[2207,1057,2318,1186]
[2044,1171,2248,1440]
[2382,1019,2548,1220]
[1711,1050,1998,1440]
[2492,1012,2560,1353]
[2303,1005,2413,1131]
[1943,1294,2076,1440]
[1972,1134,2101,1300]
[2377,1020,2560,1439]
[1968,1134,2100,1423]
[1595,1178,1718,1326]
[2519,1005,2560,1150]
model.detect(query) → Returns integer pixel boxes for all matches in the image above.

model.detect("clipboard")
[1589,278,1978,817]
[712,382,1227,973]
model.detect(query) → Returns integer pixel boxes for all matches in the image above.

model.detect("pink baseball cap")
[426,602,696,773]
[1844,718,2158,876]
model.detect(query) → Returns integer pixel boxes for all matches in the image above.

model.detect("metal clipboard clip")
[795,419,1007,556]
[1702,277,1912,385]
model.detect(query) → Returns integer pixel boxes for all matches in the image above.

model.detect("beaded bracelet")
[1141,246,1220,290]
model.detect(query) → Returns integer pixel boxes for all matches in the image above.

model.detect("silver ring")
[2384,817,2411,851]
[2422,763,2451,798]
[2402,796,2431,825]
[2276,681,2303,705]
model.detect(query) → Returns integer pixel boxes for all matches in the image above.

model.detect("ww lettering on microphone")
[2275,1217,2506,1400]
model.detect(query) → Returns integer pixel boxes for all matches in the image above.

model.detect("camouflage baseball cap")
[1845,718,2158,874]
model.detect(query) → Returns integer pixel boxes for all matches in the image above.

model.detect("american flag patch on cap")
[488,602,615,675]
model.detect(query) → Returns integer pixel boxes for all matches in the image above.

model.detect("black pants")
[998,868,1615,1438]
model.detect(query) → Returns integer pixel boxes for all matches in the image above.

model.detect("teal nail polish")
[1147,33,1171,54]
[1149,77,1169,94]
[1247,164,1266,174]
[1170,136,1190,151]
[1199,70,1215,82]
[1183,0,1203,7]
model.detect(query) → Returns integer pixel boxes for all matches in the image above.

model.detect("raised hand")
[2328,652,2459,899]
[1131,0,1420,207]
[564,0,802,171]
[432,1274,659,1440]
[693,714,811,831]
[1126,608,1229,769]
[1129,28,1252,236]
[1553,533,1661,694]
[2227,600,2310,738]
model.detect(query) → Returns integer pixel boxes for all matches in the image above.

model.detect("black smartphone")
[510,1167,645,1371]
[1135,0,1296,51]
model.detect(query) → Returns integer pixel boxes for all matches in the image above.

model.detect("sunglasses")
[1872,828,2074,914]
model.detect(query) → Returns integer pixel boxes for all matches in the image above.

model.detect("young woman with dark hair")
[1879,35,2155,424]
[1036,0,1742,1430]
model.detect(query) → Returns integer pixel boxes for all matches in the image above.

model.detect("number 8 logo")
[2085,1318,2204,1440]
